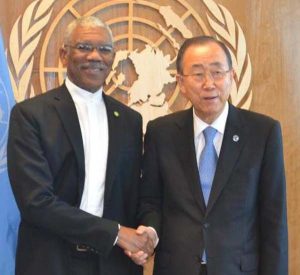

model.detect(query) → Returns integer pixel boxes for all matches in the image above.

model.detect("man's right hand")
[124,225,158,265]
[116,225,154,255]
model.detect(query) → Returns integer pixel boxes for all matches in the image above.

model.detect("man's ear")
[59,46,68,67]
[176,74,186,96]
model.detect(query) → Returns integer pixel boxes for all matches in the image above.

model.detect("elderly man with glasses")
[133,36,288,275]
[7,16,154,275]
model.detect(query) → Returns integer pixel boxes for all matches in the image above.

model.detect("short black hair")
[176,36,232,74]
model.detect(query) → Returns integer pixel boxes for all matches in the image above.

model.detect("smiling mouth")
[83,67,107,76]
[204,95,218,100]
[82,63,107,72]
[86,67,103,72]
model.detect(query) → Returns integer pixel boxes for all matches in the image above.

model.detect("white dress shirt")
[148,103,229,249]
[66,77,108,218]
[193,102,229,166]
[194,102,229,263]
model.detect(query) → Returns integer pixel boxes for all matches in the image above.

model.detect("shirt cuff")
[147,226,159,248]
[113,224,120,246]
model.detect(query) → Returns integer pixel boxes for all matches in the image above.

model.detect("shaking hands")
[117,225,158,266]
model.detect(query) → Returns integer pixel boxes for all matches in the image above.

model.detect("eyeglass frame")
[64,43,114,56]
[180,68,232,82]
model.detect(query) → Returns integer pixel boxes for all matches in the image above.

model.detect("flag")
[0,30,20,275]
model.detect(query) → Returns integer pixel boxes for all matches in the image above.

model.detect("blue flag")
[0,30,20,275]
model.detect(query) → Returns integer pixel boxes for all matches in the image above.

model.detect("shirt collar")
[193,101,229,139]
[65,77,103,103]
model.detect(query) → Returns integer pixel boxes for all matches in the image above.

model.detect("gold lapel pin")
[113,111,120,117]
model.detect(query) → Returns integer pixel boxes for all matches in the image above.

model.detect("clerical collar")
[65,77,103,103]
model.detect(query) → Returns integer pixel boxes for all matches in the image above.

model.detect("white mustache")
[81,62,107,70]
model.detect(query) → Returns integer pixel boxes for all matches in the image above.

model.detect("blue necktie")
[199,127,217,263]
[199,126,218,205]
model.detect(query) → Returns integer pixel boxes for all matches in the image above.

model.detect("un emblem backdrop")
[7,0,252,131]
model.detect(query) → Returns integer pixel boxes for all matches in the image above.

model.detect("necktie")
[199,126,218,263]
[199,126,218,205]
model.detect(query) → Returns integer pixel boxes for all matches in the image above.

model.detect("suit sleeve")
[138,121,162,237]
[258,121,288,275]
[7,104,119,257]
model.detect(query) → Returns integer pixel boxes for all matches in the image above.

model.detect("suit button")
[203,223,210,229]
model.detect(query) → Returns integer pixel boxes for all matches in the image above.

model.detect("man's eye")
[211,71,224,78]
[98,46,113,53]
[213,71,222,75]
[77,44,92,51]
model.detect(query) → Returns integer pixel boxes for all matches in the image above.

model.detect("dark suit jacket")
[7,84,143,275]
[139,104,288,275]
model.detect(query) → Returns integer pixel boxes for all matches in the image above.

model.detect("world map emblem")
[7,0,252,131]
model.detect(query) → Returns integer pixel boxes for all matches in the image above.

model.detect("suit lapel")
[102,94,123,204]
[206,105,247,215]
[52,85,85,195]
[175,109,206,214]
[53,88,123,203]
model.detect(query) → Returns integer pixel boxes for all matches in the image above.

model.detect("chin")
[85,81,103,90]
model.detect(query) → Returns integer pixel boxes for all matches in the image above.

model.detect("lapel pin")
[113,111,120,118]
[233,135,239,142]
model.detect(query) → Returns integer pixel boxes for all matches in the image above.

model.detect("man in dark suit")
[7,16,153,275]
[136,36,288,275]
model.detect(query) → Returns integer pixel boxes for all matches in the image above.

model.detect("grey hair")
[63,16,114,45]
[176,36,232,74]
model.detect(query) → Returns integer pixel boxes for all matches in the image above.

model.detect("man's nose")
[86,48,103,60]
[202,72,215,87]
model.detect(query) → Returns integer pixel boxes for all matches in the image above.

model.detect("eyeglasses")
[64,43,114,56]
[181,69,231,82]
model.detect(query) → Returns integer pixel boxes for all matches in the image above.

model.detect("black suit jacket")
[7,84,143,275]
[139,104,288,275]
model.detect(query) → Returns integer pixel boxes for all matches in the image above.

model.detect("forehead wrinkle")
[210,61,224,67]
[191,64,204,69]
[191,62,227,70]
[75,41,113,46]
[71,26,113,45]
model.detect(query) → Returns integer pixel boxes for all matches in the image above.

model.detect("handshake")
[116,225,158,266]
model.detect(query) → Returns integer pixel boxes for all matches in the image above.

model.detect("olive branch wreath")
[8,0,55,103]
[203,0,252,109]
[0,145,6,173]
[1,0,55,169]
[0,78,8,172]
[6,0,252,108]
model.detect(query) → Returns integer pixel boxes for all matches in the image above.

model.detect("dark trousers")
[200,264,207,275]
